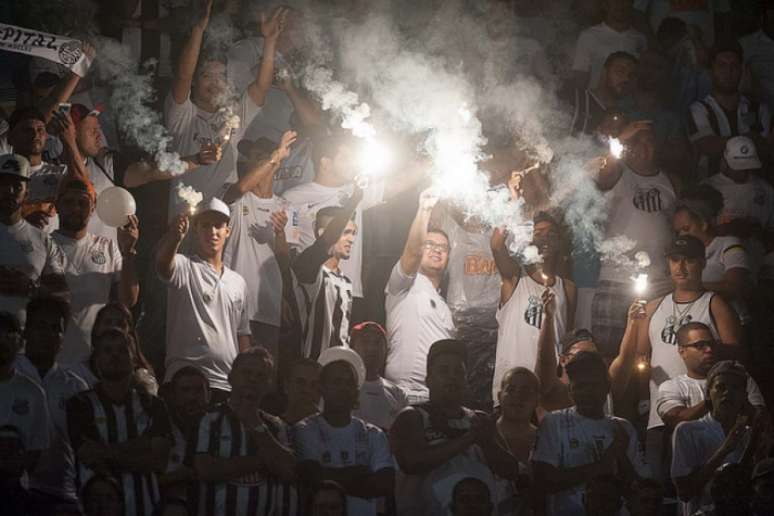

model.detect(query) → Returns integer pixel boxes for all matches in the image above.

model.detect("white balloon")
[96,187,136,227]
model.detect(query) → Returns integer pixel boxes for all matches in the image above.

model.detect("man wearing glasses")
[384,189,454,404]
[656,322,764,432]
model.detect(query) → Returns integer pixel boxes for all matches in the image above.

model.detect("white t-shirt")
[633,0,730,46]
[161,254,251,391]
[85,155,117,241]
[572,22,647,88]
[0,219,66,325]
[52,232,122,366]
[164,91,260,217]
[355,377,409,431]
[600,166,676,284]
[282,181,385,298]
[532,406,650,516]
[705,173,774,231]
[656,373,764,424]
[223,193,283,326]
[703,236,750,321]
[0,371,50,452]
[647,291,718,429]
[384,263,455,401]
[671,415,750,516]
[294,414,395,516]
[740,30,774,109]
[14,356,88,501]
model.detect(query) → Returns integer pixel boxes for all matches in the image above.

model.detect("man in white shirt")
[156,197,251,401]
[52,177,139,366]
[572,0,647,89]
[351,321,408,431]
[384,189,454,403]
[740,7,774,108]
[671,360,765,516]
[656,322,764,433]
[532,351,651,516]
[222,130,296,353]
[295,347,395,516]
[0,153,68,326]
[15,296,88,512]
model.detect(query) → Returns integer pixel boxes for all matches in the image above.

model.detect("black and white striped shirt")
[192,404,299,516]
[296,265,353,360]
[66,386,172,516]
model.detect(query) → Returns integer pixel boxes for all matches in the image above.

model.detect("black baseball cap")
[665,235,705,260]
[426,339,467,374]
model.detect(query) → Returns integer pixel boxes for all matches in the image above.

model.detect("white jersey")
[297,265,353,360]
[222,193,283,327]
[384,263,454,401]
[532,407,650,516]
[600,166,676,285]
[164,92,260,217]
[571,22,647,88]
[0,370,50,452]
[657,373,764,425]
[703,236,750,322]
[162,255,251,391]
[294,414,395,516]
[492,274,568,401]
[672,415,751,516]
[0,219,66,325]
[647,291,718,429]
[85,154,117,241]
[52,232,122,366]
[355,377,409,431]
[14,356,88,501]
[705,173,774,230]
[282,180,385,298]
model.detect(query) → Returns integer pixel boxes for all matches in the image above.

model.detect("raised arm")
[222,130,296,204]
[399,189,438,277]
[490,228,520,306]
[534,290,570,410]
[246,7,289,107]
[171,0,213,105]
[115,215,140,307]
[156,214,188,281]
[609,300,650,402]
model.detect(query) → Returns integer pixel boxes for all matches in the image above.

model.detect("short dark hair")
[8,107,46,132]
[311,131,356,172]
[170,365,210,388]
[604,51,638,69]
[307,480,348,516]
[25,296,71,329]
[451,476,491,504]
[81,474,124,507]
[533,210,560,228]
[0,311,21,334]
[314,206,349,237]
[231,346,274,376]
[91,328,133,363]
[710,39,744,64]
[559,329,595,355]
[656,17,688,47]
[676,321,712,346]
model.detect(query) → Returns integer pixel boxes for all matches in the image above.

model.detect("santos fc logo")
[661,315,693,345]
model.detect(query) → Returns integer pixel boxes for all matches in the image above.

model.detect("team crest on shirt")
[661,315,693,345]
[90,251,107,265]
[632,187,663,213]
[524,295,543,329]
[19,240,33,253]
[11,398,29,416]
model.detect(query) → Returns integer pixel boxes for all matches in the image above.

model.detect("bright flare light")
[358,137,393,183]
[609,137,624,159]
[633,273,649,296]
[175,184,203,215]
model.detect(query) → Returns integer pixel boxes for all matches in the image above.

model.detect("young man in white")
[656,322,764,432]
[156,197,251,401]
[295,347,395,516]
[490,212,577,402]
[14,297,88,511]
[532,351,650,516]
[52,176,139,367]
[572,0,647,89]
[351,321,408,431]
[0,153,67,326]
[384,190,454,402]
[671,360,765,516]
[293,189,362,359]
[222,130,295,355]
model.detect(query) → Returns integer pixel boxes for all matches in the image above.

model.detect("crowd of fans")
[1,0,774,514]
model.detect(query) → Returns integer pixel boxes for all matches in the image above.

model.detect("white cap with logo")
[724,136,762,171]
[318,346,366,389]
[195,197,231,220]
[0,154,31,180]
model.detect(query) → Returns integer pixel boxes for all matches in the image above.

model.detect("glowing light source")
[633,273,649,296]
[357,137,393,187]
[175,184,203,215]
[609,137,624,159]
[636,360,648,372]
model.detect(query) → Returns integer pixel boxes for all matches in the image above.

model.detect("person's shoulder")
[57,367,90,391]
[223,266,248,289]
[9,371,46,398]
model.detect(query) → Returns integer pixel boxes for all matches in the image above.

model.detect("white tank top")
[647,291,718,429]
[599,166,676,284]
[492,274,568,401]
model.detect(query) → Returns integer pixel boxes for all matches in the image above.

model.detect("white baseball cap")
[318,346,366,389]
[724,136,762,171]
[195,197,231,220]
[0,154,31,180]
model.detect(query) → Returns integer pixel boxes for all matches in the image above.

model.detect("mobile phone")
[58,103,71,116]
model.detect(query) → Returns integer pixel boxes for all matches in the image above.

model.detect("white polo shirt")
[14,355,88,501]
[0,370,50,452]
[52,232,122,366]
[571,22,647,88]
[384,262,454,401]
[355,377,409,431]
[656,373,764,424]
[223,193,284,327]
[0,218,66,325]
[282,180,384,298]
[162,254,251,391]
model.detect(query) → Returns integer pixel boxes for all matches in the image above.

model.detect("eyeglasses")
[423,241,450,253]
[679,340,716,350]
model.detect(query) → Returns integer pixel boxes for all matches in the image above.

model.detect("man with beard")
[52,177,139,367]
[0,153,67,325]
[491,211,577,401]
[66,328,173,516]
[192,347,297,516]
